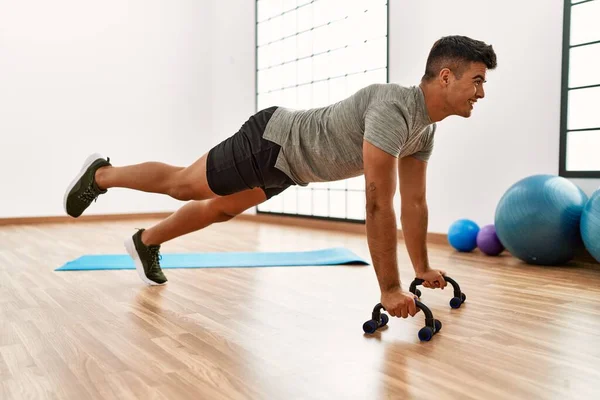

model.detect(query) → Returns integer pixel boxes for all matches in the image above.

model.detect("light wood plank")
[0,217,599,399]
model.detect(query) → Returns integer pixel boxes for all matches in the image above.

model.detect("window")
[560,0,600,177]
[255,0,389,221]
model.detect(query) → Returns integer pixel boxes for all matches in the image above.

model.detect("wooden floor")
[1,216,600,400]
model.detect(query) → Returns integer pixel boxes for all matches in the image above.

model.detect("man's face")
[444,62,487,118]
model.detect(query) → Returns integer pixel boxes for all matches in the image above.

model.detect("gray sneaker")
[124,229,168,285]
[64,153,111,218]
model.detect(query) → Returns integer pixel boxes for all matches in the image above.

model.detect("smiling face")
[443,61,488,118]
[420,36,497,122]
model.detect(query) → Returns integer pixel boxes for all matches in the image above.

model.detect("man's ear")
[439,68,451,86]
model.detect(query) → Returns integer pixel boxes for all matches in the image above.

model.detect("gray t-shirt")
[263,83,436,186]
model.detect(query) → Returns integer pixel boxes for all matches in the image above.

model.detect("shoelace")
[147,245,162,273]
[77,158,109,203]
[78,184,102,203]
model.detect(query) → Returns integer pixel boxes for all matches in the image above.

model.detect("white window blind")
[255,0,389,220]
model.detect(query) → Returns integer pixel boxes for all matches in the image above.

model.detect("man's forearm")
[400,201,430,274]
[366,204,401,292]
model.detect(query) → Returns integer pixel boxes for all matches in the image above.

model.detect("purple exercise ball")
[476,224,505,256]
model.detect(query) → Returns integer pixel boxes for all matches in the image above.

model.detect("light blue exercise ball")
[494,174,588,265]
[448,219,480,252]
[580,188,600,263]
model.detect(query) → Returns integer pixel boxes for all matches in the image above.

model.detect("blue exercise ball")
[448,219,480,252]
[580,188,600,263]
[494,174,588,265]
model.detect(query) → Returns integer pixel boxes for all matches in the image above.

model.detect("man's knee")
[218,209,238,222]
[168,169,214,201]
[168,179,196,201]
[208,188,268,222]
[212,201,242,223]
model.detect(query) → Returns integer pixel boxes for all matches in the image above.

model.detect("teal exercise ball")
[494,175,588,265]
[580,188,600,263]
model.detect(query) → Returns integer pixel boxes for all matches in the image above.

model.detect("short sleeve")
[411,124,436,162]
[363,101,409,158]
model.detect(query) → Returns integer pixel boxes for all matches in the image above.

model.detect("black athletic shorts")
[206,106,296,199]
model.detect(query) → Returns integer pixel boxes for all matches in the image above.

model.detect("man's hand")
[417,268,447,289]
[381,288,419,318]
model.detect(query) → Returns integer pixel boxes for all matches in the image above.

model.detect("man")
[64,35,496,320]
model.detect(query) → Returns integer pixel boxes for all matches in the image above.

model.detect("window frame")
[559,0,600,178]
[253,0,390,221]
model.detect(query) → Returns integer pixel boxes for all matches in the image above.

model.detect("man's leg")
[142,187,267,245]
[94,152,216,201]
[64,151,218,218]
[63,106,288,284]
[64,106,280,218]
[124,187,273,286]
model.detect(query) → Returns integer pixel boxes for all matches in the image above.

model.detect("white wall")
[3,0,598,227]
[208,0,257,216]
[389,0,599,232]
[209,1,256,146]
[1,0,216,218]
[573,179,600,197]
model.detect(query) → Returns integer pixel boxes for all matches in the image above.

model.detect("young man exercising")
[64,35,497,321]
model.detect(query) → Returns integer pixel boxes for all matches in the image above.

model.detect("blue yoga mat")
[56,247,369,271]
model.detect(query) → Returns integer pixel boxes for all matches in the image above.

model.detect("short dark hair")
[422,35,497,82]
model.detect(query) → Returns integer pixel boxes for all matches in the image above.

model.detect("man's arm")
[398,156,430,274]
[363,140,401,292]
[398,156,446,288]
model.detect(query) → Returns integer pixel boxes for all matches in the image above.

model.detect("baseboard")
[0,212,173,226]
[235,213,449,245]
[0,211,471,248]
[236,212,367,234]
[2,211,596,265]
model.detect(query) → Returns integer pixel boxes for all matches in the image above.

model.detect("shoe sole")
[124,235,166,286]
[63,152,105,216]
